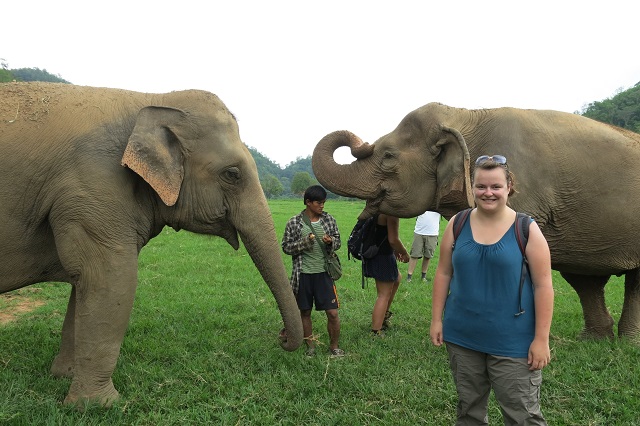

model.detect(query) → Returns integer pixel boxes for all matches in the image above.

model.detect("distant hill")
[246,146,318,197]
[579,81,640,133]
[247,146,287,180]
[0,64,70,84]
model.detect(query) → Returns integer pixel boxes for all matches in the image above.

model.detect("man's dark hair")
[303,185,327,204]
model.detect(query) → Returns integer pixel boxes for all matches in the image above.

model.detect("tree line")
[2,60,638,198]
[0,60,70,83]
[579,81,640,133]
[248,147,321,198]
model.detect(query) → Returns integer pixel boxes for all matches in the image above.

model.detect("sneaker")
[384,311,394,321]
[406,275,412,282]
[329,348,345,358]
[305,347,316,357]
[371,329,385,338]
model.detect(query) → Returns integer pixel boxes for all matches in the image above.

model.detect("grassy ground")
[1,199,639,425]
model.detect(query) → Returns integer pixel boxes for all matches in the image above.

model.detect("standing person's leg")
[325,308,340,351]
[420,257,431,280]
[446,343,492,425]
[386,272,401,312]
[407,233,424,281]
[407,257,420,281]
[300,310,314,350]
[296,273,316,355]
[489,355,547,426]
[381,272,402,330]
[421,235,438,281]
[372,280,394,331]
[313,272,342,354]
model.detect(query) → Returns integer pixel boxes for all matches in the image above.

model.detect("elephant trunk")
[236,208,303,352]
[312,130,379,199]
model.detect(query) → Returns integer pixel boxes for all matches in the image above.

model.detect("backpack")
[347,214,387,288]
[452,208,532,316]
[347,214,383,261]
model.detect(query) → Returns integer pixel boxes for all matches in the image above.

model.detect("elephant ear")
[434,126,474,211]
[121,106,186,206]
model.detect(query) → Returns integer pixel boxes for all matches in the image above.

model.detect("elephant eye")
[382,150,398,161]
[222,167,241,184]
[381,150,398,172]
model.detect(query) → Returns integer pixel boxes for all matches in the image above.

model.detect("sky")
[3,0,639,167]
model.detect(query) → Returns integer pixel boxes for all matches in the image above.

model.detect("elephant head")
[121,91,303,352]
[312,104,474,219]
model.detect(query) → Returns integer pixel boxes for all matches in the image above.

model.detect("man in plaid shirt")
[282,185,344,357]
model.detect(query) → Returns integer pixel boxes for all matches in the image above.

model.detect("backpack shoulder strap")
[514,212,532,316]
[514,212,531,259]
[451,208,472,250]
[371,214,379,230]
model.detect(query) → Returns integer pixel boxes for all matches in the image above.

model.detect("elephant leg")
[53,224,139,408]
[561,272,614,339]
[64,263,137,408]
[51,285,76,378]
[618,268,640,340]
[64,261,137,408]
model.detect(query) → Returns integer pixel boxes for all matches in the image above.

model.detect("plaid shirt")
[282,210,341,295]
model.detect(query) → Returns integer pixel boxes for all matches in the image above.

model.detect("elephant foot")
[51,354,74,378]
[617,322,640,343]
[64,379,120,410]
[578,327,615,341]
[580,315,615,340]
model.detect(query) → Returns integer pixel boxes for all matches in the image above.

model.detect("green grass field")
[1,199,639,425]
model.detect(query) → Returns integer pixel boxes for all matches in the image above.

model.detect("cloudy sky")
[4,0,639,166]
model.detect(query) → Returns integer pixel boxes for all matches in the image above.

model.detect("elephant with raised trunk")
[0,82,303,407]
[313,102,640,341]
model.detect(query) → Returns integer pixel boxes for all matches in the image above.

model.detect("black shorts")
[296,272,339,311]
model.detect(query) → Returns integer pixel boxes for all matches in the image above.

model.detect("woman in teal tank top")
[430,155,554,425]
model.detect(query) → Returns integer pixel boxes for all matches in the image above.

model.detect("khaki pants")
[446,342,547,426]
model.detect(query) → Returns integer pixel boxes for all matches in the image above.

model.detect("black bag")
[302,215,342,281]
[347,215,386,261]
[347,215,388,289]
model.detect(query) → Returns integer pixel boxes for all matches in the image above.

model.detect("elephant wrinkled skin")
[0,82,302,407]
[313,102,640,341]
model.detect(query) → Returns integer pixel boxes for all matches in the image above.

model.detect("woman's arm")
[384,215,409,262]
[525,221,554,370]
[430,217,455,346]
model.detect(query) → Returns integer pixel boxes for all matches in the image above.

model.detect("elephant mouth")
[358,194,384,220]
[221,226,240,250]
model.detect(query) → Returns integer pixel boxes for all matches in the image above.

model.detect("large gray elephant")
[0,82,302,407]
[313,102,640,341]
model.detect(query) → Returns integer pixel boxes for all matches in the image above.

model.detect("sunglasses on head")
[475,155,507,166]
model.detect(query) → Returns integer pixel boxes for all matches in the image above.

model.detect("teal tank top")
[443,217,535,358]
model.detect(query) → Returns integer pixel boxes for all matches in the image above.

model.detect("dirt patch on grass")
[0,291,46,325]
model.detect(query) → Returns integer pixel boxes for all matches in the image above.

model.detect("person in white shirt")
[407,211,441,282]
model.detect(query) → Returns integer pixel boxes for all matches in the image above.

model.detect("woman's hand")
[430,320,444,346]
[528,338,551,370]
[395,251,410,263]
